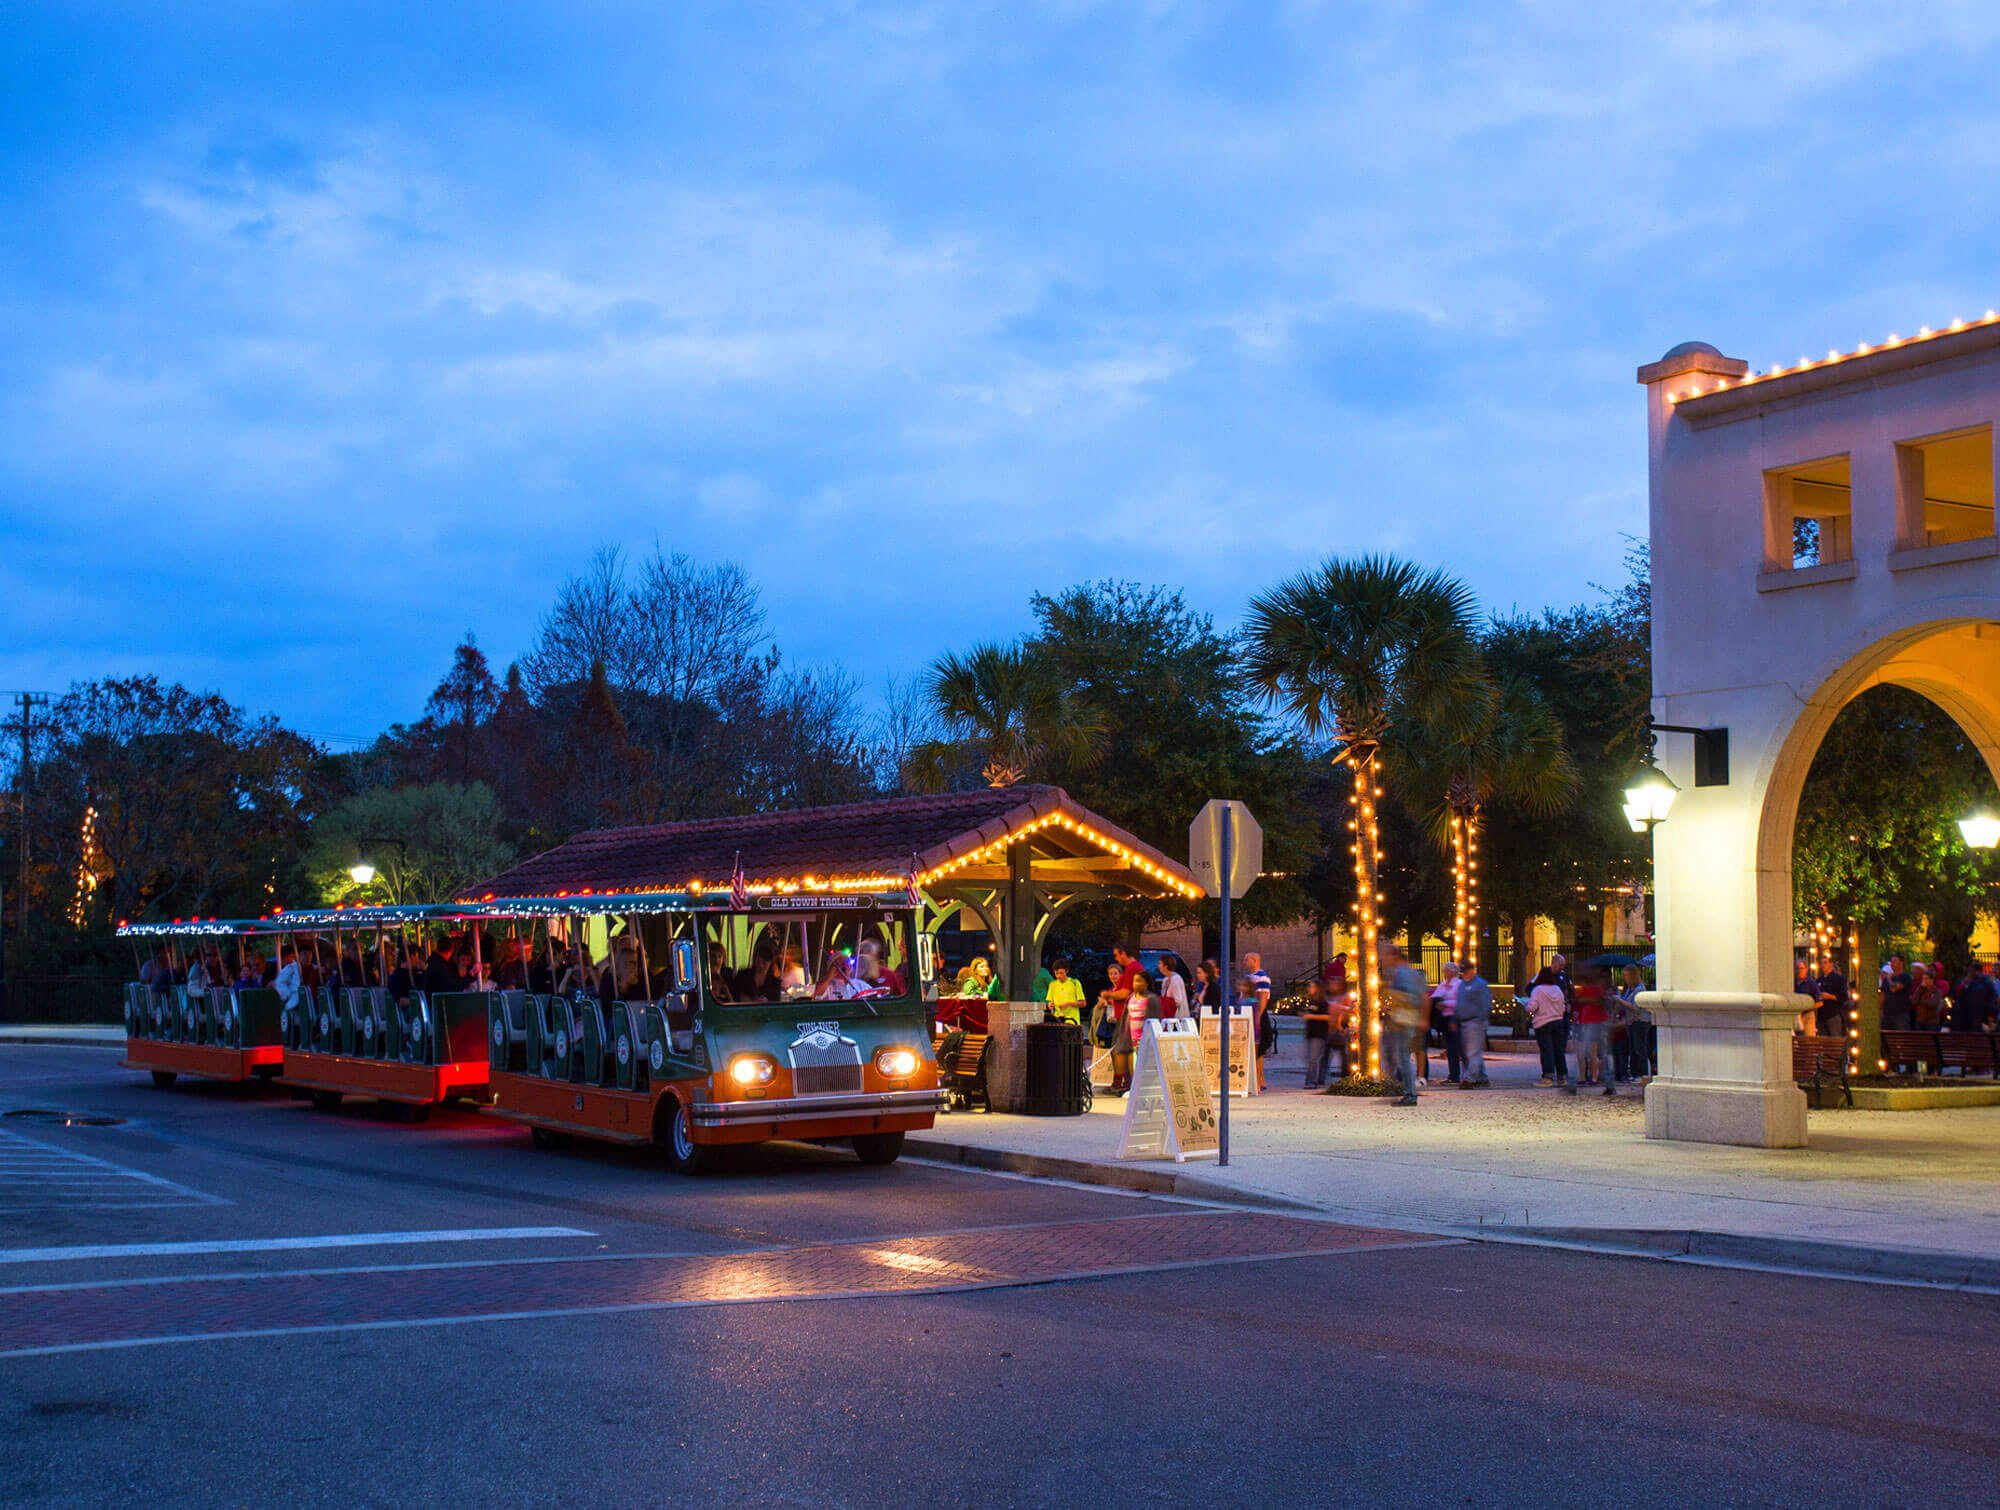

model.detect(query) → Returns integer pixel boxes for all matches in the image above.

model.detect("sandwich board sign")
[1116,1019,1219,1163]
[1199,1008,1257,1097]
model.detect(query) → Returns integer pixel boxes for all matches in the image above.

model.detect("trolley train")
[117,888,942,1170]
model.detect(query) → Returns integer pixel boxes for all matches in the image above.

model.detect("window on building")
[1896,425,1994,549]
[1764,455,1851,571]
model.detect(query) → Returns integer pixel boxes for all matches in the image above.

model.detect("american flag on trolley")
[904,854,922,911]
[730,851,749,910]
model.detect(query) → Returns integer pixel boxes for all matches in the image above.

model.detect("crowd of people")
[954,945,1283,1097]
[1360,946,1653,1104]
[138,924,923,1018]
[707,935,905,1004]
[1793,952,2000,1037]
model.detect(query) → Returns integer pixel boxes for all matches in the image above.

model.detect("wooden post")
[1003,838,1036,1001]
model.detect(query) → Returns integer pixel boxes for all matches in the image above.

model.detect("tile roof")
[469,785,1198,899]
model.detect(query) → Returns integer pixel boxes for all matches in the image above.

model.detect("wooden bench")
[1937,1032,2000,1078]
[934,1029,990,1112]
[1792,1034,1852,1108]
[1880,1030,1943,1076]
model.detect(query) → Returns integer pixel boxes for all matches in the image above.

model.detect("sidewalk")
[912,1034,2000,1281]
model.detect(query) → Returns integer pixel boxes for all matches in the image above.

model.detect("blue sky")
[6,2,2000,745]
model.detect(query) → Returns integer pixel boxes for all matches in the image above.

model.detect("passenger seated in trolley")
[815,951,864,1002]
[600,936,650,1002]
[706,943,736,1003]
[856,938,903,996]
[732,937,784,1002]
[555,942,598,998]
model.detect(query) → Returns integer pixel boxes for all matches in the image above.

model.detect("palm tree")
[1386,672,1579,972]
[908,643,1103,789]
[1243,556,1485,1075]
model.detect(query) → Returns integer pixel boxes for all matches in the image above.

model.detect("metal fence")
[0,975,126,1025]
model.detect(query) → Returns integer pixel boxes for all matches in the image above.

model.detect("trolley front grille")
[788,1032,864,1096]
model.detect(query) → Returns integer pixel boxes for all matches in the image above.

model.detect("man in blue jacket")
[1454,961,1493,1087]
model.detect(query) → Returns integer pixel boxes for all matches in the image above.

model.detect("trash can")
[1024,1021,1085,1116]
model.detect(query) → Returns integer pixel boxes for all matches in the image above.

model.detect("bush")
[1324,1073,1400,1097]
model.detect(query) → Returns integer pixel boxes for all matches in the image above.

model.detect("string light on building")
[1667,309,2000,402]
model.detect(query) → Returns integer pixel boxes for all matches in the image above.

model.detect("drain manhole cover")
[2,1108,127,1127]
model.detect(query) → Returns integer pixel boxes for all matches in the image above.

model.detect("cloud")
[4,2,2000,735]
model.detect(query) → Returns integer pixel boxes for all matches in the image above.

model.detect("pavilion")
[469,785,1201,999]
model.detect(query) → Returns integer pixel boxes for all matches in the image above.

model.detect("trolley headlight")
[727,1054,778,1088]
[874,1047,920,1080]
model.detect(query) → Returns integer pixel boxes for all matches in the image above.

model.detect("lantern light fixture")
[1623,763,1679,832]
[1958,808,2000,850]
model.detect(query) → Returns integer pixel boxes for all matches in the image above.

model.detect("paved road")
[2,1045,1996,1507]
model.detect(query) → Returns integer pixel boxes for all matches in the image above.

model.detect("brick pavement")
[0,1211,1438,1356]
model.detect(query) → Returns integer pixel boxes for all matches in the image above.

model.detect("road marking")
[0,1211,1453,1357]
[0,1239,1460,1358]
[0,1226,597,1266]
[0,1126,224,1211]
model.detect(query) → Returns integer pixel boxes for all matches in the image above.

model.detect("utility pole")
[5,693,49,1015]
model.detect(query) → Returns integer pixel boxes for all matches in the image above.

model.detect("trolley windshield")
[701,909,915,1008]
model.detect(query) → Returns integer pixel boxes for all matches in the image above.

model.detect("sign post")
[1190,799,1261,1167]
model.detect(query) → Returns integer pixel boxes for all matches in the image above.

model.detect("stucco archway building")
[1640,317,2000,1146]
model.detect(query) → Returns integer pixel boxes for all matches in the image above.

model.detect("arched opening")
[1782,683,2000,1069]
[1754,619,2000,1008]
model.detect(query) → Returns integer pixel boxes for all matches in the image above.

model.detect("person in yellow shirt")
[1044,960,1085,1027]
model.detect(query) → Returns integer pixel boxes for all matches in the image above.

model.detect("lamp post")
[350,837,409,904]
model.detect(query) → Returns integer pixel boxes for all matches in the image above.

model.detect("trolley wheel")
[150,1070,178,1089]
[529,1125,572,1152]
[851,1131,905,1167]
[1079,1079,1094,1113]
[309,1090,344,1111]
[659,1098,714,1176]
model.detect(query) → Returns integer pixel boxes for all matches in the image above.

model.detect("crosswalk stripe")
[0,1126,224,1210]
[0,1227,598,1265]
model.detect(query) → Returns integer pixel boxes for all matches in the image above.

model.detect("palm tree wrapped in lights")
[1244,557,1485,1075]
[1385,672,1579,973]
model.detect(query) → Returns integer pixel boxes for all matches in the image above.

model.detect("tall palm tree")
[908,643,1103,789]
[1386,672,1579,972]
[1244,556,1485,1075]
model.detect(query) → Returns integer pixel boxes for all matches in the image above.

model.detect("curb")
[0,1033,126,1049]
[1489,1226,2000,1291]
[906,1137,2000,1292]
[903,1137,1320,1213]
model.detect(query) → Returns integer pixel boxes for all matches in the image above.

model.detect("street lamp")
[1623,762,1679,834]
[1958,808,2000,850]
[349,862,378,886]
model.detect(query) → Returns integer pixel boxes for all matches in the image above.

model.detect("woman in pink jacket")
[1526,967,1570,1088]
